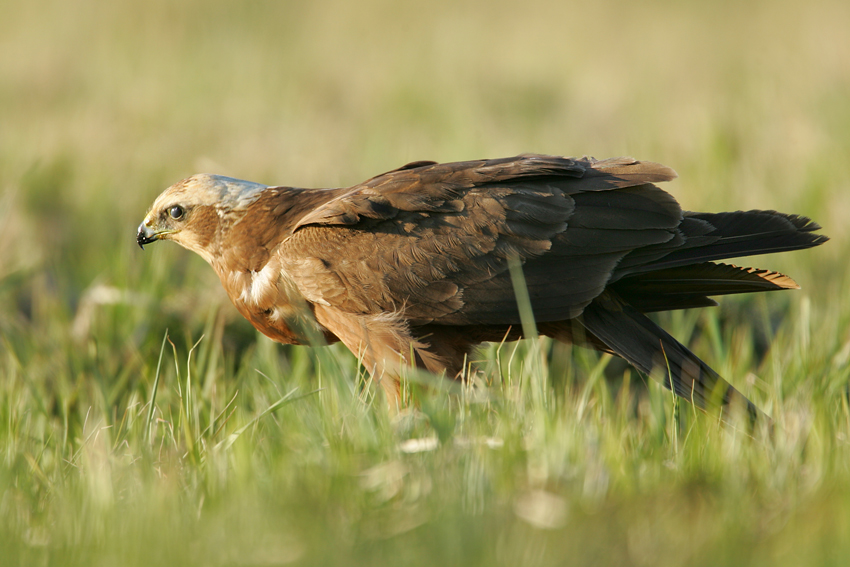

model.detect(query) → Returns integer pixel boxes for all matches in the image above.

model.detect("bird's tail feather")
[580,289,766,424]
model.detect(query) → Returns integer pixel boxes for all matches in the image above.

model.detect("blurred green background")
[2,0,849,565]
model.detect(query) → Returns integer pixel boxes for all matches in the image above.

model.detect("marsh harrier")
[138,155,827,420]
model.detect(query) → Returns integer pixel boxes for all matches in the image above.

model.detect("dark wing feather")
[612,262,800,313]
[614,210,828,277]
[279,154,682,325]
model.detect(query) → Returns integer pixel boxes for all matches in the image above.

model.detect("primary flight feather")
[137,154,827,420]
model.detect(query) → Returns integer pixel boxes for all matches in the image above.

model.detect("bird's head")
[137,173,268,263]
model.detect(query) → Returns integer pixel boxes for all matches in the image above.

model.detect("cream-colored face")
[136,173,268,264]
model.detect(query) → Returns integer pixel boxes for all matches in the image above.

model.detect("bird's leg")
[312,305,425,407]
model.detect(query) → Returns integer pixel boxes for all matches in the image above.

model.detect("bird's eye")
[169,205,185,220]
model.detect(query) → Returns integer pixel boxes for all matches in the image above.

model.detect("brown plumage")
[137,155,827,421]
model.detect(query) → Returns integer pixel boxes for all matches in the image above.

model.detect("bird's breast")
[217,257,332,345]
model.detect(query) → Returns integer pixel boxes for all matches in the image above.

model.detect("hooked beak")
[136,222,160,250]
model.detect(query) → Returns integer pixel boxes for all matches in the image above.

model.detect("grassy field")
[2,0,850,564]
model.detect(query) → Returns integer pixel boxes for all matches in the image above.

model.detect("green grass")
[2,0,850,564]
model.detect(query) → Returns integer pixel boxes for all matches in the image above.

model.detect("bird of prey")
[137,155,827,420]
